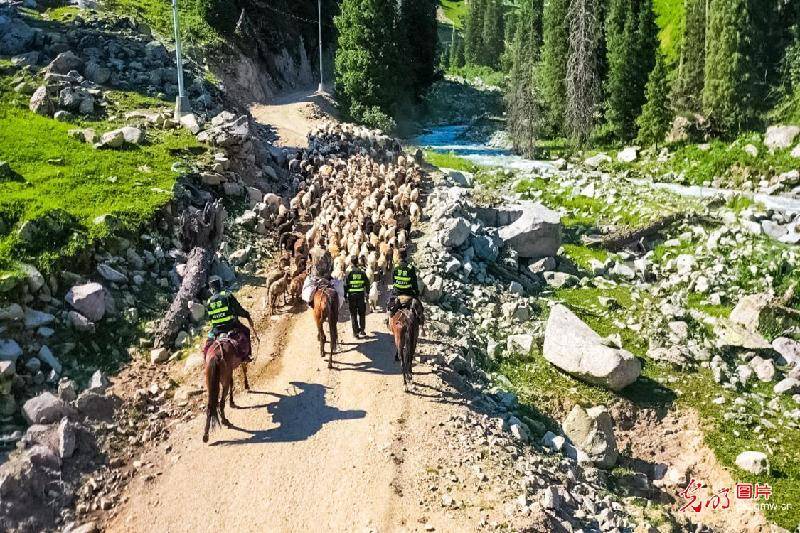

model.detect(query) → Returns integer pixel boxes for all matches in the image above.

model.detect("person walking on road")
[344,256,370,338]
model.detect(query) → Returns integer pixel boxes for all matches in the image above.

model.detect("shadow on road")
[334,331,402,375]
[210,381,365,446]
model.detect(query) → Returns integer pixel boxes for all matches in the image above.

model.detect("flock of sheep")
[260,122,425,315]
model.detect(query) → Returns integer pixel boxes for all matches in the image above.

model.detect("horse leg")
[220,367,232,426]
[229,371,237,408]
[242,363,250,391]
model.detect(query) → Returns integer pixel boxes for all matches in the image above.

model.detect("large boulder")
[65,283,107,322]
[497,202,561,259]
[562,405,618,468]
[29,86,54,117]
[22,392,71,425]
[729,293,771,331]
[45,51,84,76]
[764,125,800,151]
[438,217,470,249]
[543,304,641,391]
[0,15,35,55]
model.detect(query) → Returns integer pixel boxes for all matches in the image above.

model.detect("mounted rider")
[388,248,424,326]
[302,237,345,309]
[202,276,259,362]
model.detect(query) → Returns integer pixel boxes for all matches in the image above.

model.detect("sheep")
[267,273,290,315]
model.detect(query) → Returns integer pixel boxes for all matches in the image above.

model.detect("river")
[415,125,800,214]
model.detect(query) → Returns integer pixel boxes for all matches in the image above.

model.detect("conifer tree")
[539,0,570,135]
[400,0,438,96]
[566,0,602,144]
[481,0,505,67]
[464,0,486,65]
[636,52,671,146]
[674,0,706,111]
[702,0,755,131]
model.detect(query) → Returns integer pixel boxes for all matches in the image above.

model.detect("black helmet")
[208,275,223,292]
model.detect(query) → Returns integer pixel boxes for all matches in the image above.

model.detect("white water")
[415,125,800,214]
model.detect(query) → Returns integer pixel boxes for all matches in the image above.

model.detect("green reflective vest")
[393,267,413,291]
[207,291,234,326]
[346,271,367,293]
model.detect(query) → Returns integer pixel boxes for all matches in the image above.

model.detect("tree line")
[447,0,800,153]
[334,0,438,131]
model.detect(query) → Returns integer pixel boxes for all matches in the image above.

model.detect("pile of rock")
[0,374,115,532]
[2,6,216,110]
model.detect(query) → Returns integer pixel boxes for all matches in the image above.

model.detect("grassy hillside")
[440,0,468,28]
[0,63,203,285]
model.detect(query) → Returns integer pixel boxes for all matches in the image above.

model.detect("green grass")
[104,0,233,50]
[637,134,799,187]
[492,288,800,528]
[423,150,479,173]
[0,70,204,281]
[446,64,506,88]
[439,0,468,28]
[560,243,609,271]
[653,0,684,65]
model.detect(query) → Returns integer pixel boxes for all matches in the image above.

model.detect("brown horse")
[312,285,338,368]
[390,307,419,391]
[202,337,249,443]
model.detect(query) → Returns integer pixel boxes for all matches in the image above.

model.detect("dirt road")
[106,301,476,533]
[250,90,338,149]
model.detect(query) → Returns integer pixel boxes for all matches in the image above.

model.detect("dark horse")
[390,307,419,391]
[202,337,250,443]
[313,284,339,368]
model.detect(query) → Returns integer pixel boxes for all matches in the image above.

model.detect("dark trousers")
[348,294,366,335]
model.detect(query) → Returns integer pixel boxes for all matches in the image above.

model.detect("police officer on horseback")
[344,256,370,338]
[388,249,424,325]
[203,276,259,362]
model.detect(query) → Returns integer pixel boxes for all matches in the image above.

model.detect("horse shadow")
[334,331,403,375]
[210,381,365,446]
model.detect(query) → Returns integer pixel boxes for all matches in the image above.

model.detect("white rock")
[735,451,769,474]
[507,334,534,354]
[65,282,107,322]
[497,202,561,259]
[150,347,169,364]
[616,146,639,163]
[543,305,641,391]
[764,125,800,151]
[774,377,800,395]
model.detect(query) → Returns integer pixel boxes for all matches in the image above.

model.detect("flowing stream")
[415,125,800,214]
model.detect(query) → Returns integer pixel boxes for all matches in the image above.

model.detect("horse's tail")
[327,289,338,351]
[206,349,221,431]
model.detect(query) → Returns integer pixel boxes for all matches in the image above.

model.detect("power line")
[249,3,336,30]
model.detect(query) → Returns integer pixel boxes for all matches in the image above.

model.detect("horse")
[390,307,419,391]
[312,284,338,368]
[202,336,250,443]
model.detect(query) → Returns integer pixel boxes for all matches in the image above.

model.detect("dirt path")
[105,301,477,533]
[250,90,338,149]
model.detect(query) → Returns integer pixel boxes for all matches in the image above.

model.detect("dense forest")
[441,0,800,154]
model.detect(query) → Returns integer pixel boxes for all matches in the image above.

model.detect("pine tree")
[450,33,466,68]
[400,0,438,96]
[604,0,658,140]
[636,52,671,146]
[539,0,570,135]
[335,0,404,129]
[702,0,755,132]
[506,0,545,155]
[481,0,505,67]
[675,0,706,111]
[566,0,602,144]
[464,0,486,65]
